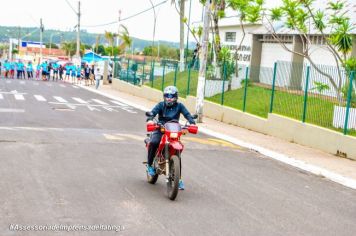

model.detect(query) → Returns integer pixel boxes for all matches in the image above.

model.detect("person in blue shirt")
[36,63,41,80]
[4,60,11,78]
[146,86,196,190]
[65,64,71,81]
[52,62,59,81]
[10,61,15,79]
[41,61,48,81]
[70,64,76,83]
[26,61,33,79]
[17,61,25,79]
[75,65,82,84]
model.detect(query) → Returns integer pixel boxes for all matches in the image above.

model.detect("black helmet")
[163,86,178,107]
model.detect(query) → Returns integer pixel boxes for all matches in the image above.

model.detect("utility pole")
[149,0,157,82]
[195,0,211,123]
[17,26,21,53]
[64,0,80,64]
[40,18,44,63]
[117,10,121,47]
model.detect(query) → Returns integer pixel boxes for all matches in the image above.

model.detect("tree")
[45,43,59,49]
[267,0,356,100]
[227,0,263,78]
[117,25,132,55]
[61,41,75,57]
[104,31,117,56]
[142,45,179,60]
[95,34,101,53]
[105,46,119,56]
[211,0,226,66]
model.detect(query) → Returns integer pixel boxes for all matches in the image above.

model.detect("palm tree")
[118,25,133,55]
[61,41,75,58]
[95,34,101,54]
[104,31,117,56]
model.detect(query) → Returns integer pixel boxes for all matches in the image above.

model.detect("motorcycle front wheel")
[167,155,180,200]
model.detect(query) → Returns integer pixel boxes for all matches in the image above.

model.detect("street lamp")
[149,0,157,84]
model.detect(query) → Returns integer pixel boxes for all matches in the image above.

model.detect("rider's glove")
[147,120,155,125]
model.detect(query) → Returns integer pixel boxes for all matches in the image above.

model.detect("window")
[225,32,236,42]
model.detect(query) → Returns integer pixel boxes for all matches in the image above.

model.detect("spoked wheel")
[167,155,180,200]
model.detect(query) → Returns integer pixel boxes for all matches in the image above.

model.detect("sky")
[0,0,205,42]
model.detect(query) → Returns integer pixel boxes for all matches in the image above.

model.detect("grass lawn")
[145,70,355,136]
[146,69,199,98]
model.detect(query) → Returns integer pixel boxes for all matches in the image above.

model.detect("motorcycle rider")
[146,86,196,190]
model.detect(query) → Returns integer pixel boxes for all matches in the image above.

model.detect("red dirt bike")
[144,111,198,200]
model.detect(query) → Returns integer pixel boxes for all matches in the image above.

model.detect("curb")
[80,85,356,190]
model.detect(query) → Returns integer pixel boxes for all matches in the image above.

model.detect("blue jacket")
[149,101,196,124]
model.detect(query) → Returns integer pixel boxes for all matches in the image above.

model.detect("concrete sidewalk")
[82,83,356,190]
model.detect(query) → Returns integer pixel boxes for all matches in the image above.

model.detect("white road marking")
[59,84,66,88]
[110,100,129,107]
[0,94,3,99]
[14,94,25,100]
[102,106,116,112]
[0,108,25,113]
[87,106,101,111]
[53,96,68,103]
[72,97,87,104]
[0,91,26,95]
[20,81,25,85]
[34,95,47,102]
[120,107,137,114]
[92,99,108,105]
[72,85,79,89]
[6,81,11,84]
[47,83,53,87]
[33,82,39,85]
[0,126,63,131]
[66,104,76,109]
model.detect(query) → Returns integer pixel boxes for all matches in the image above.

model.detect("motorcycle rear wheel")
[167,155,180,200]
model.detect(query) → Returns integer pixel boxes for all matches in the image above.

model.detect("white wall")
[219,25,263,66]
[260,43,293,68]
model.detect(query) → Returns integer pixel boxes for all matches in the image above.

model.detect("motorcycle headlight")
[170,132,178,138]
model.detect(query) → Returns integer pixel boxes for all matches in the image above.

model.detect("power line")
[21,28,39,40]
[81,0,167,28]
[64,0,78,14]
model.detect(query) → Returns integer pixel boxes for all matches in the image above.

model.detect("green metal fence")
[114,58,356,137]
[116,58,150,85]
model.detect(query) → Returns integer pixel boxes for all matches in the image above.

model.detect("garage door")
[260,43,293,68]
[309,45,337,66]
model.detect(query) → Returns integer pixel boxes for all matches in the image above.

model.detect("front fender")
[169,141,184,151]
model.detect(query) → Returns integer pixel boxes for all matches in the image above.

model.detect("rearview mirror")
[145,111,154,117]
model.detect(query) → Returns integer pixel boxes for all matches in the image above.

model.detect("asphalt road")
[0,78,355,236]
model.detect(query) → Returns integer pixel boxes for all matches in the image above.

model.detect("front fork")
[165,143,170,182]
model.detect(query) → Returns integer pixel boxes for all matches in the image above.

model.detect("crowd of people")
[0,60,97,86]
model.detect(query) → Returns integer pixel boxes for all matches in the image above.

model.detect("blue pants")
[147,131,162,166]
